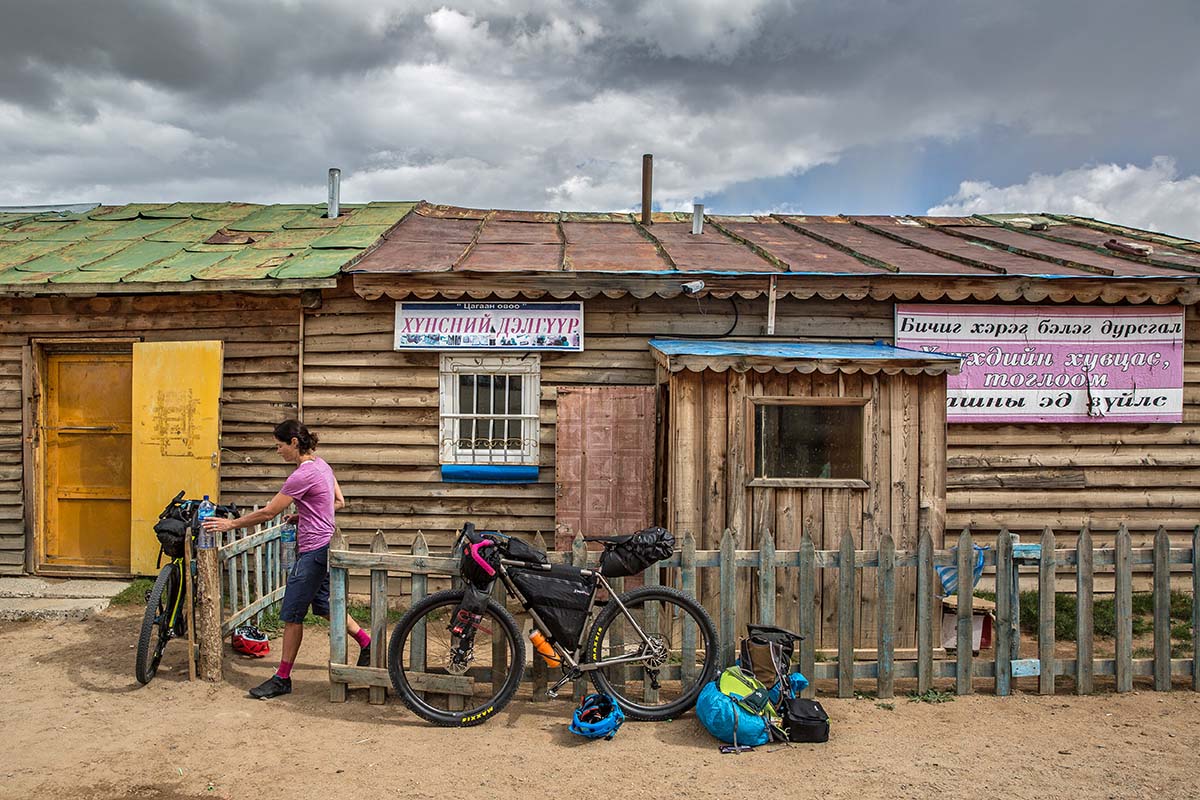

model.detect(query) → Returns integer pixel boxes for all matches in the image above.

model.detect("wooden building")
[4,202,1200,643]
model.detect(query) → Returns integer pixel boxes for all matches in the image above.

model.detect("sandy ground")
[2,608,1199,800]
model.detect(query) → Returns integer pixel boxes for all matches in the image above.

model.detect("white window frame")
[439,354,541,466]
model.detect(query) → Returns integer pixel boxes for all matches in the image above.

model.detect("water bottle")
[196,495,216,549]
[281,521,297,571]
[529,630,561,668]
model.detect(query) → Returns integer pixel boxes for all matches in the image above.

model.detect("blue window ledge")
[441,464,539,484]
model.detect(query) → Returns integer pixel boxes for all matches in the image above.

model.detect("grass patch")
[111,578,154,606]
[875,702,895,711]
[1007,590,1193,641]
[256,602,402,636]
[906,688,955,704]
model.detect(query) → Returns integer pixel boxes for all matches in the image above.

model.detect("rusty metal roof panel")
[847,216,1094,277]
[716,219,881,274]
[562,222,647,244]
[945,224,1186,277]
[418,203,489,220]
[491,209,559,223]
[647,223,777,272]
[458,243,562,271]
[560,212,633,223]
[565,242,667,271]
[381,214,478,243]
[1024,223,1200,272]
[477,221,560,244]
[778,216,987,274]
[1058,215,1200,251]
[350,239,465,272]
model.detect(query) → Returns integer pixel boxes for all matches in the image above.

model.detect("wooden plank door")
[42,353,133,571]
[555,386,656,550]
[129,341,223,575]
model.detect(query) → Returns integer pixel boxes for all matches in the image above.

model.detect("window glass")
[753,403,863,479]
[441,355,539,465]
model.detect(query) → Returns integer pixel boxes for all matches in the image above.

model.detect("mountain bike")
[387,523,718,727]
[135,491,238,685]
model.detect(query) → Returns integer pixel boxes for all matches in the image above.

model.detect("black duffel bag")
[783,697,830,743]
[591,527,675,578]
[154,516,190,558]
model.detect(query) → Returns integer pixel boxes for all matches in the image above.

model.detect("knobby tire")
[135,563,177,685]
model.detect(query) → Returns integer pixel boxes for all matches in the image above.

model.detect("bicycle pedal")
[546,688,559,699]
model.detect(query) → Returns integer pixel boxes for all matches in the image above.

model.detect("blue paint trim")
[648,338,962,363]
[441,464,539,484]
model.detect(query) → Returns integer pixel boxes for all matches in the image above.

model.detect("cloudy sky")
[3,0,1199,235]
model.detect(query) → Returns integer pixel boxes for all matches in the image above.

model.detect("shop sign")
[895,304,1183,423]
[394,301,584,351]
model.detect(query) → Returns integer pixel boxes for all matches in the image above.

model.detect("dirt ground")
[2,608,1199,800]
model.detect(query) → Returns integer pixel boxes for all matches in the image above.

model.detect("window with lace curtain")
[439,354,540,466]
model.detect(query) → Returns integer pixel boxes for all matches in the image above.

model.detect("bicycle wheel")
[135,563,179,685]
[387,588,525,727]
[584,585,719,721]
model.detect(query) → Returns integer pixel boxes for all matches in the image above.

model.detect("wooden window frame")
[438,354,541,466]
[744,395,870,489]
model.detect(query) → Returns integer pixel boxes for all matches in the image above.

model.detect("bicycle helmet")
[569,693,625,740]
[231,625,270,658]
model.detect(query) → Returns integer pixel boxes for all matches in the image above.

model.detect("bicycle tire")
[135,563,177,685]
[584,585,719,721]
[387,588,526,727]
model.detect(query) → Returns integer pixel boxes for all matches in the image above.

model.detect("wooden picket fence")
[216,512,287,636]
[326,523,1200,703]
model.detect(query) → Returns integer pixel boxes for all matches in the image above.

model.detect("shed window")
[752,401,864,480]
[439,354,540,465]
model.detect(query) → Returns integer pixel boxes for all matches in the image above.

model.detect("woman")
[203,419,371,699]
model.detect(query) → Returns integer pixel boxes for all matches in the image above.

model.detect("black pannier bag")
[154,517,190,558]
[783,697,830,743]
[596,527,675,578]
[510,564,597,647]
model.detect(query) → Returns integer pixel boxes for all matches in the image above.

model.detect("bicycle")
[387,523,719,727]
[135,491,238,685]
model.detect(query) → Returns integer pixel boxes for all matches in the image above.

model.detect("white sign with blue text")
[394,301,584,351]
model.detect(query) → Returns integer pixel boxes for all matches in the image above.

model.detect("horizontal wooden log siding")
[327,524,1200,703]
[667,366,945,651]
[0,293,299,574]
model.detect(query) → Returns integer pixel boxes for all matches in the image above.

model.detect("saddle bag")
[596,527,675,578]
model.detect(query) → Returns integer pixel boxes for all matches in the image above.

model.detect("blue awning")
[648,339,961,376]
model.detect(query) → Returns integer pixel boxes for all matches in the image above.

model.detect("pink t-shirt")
[281,457,337,553]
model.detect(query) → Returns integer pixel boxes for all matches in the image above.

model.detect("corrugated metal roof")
[648,338,962,376]
[0,200,416,289]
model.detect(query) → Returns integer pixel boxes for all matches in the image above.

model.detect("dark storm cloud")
[0,0,1198,222]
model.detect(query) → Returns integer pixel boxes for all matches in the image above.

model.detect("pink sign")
[895,304,1184,423]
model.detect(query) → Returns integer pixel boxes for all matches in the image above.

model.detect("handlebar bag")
[154,517,190,558]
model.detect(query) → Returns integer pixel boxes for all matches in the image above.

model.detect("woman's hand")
[284,513,298,525]
[202,517,237,534]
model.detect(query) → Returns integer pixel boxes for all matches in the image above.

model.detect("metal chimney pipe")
[641,154,653,225]
[692,203,704,235]
[327,168,341,218]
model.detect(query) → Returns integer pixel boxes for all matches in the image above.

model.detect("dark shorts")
[280,546,330,623]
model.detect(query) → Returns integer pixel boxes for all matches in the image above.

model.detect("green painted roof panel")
[31,220,126,241]
[270,248,356,278]
[87,204,168,221]
[16,239,131,272]
[249,227,330,249]
[93,218,186,240]
[194,248,294,280]
[226,205,310,232]
[124,249,230,282]
[193,203,262,221]
[80,240,187,272]
[346,202,416,227]
[141,202,228,219]
[0,240,71,268]
[309,224,392,249]
[0,266,66,284]
[144,218,228,242]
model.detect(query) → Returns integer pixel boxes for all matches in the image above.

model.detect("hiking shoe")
[249,675,292,699]
[356,644,371,668]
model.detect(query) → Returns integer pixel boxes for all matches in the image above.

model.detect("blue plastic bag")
[935,544,988,595]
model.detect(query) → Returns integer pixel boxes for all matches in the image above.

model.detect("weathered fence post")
[572,532,589,702]
[876,531,895,699]
[916,528,934,695]
[719,528,737,668]
[837,530,855,698]
[680,531,697,687]
[798,532,816,699]
[183,528,198,681]
[1075,526,1094,695]
[1115,524,1133,693]
[369,531,389,705]
[994,529,1013,696]
[1153,526,1171,692]
[1038,528,1055,695]
[410,532,429,697]
[528,531,548,701]
[1193,526,1200,693]
[196,524,222,682]
[956,528,974,696]
[329,529,348,702]
[758,532,776,626]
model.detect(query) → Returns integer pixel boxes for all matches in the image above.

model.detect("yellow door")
[43,353,133,571]
[130,341,224,575]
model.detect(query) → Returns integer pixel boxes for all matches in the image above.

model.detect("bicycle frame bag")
[783,697,829,743]
[739,624,802,690]
[596,527,675,578]
[510,564,597,648]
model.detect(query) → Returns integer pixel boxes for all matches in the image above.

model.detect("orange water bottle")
[529,630,561,667]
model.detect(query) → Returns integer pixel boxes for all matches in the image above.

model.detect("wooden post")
[410,532,429,703]
[994,529,1013,697]
[798,532,816,699]
[719,528,737,668]
[758,531,776,626]
[183,529,198,681]
[956,528,974,696]
[329,529,348,703]
[369,531,389,705]
[195,527,223,682]
[528,531,547,701]
[1115,524,1133,693]
[1038,528,1055,695]
[572,533,589,702]
[837,530,855,698]
[1153,526,1171,692]
[679,531,696,686]
[1075,527,1094,695]
[1193,526,1199,693]
[916,528,934,695]
[876,532,895,699]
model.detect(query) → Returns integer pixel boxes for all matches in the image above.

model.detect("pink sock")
[276,660,293,680]
[353,628,371,649]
